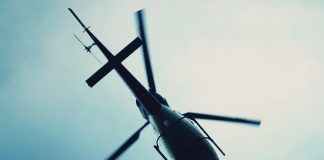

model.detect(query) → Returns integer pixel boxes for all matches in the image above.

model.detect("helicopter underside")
[149,106,219,160]
[68,8,261,160]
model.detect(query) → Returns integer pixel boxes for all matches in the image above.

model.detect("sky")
[1,0,324,159]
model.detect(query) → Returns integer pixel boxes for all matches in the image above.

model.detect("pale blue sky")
[1,0,324,159]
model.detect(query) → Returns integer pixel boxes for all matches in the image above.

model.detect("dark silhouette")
[68,8,261,160]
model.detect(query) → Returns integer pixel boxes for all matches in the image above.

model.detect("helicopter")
[68,8,261,160]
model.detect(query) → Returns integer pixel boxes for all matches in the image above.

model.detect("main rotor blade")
[86,37,143,87]
[107,121,149,160]
[184,112,261,126]
[136,9,156,93]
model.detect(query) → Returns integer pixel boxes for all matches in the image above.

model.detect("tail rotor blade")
[90,52,102,64]
[136,9,156,93]
[184,112,261,126]
[74,34,87,48]
[107,121,149,160]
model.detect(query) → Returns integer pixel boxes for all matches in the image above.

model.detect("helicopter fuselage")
[111,51,219,159]
[149,105,219,159]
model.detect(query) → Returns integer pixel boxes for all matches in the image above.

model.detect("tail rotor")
[73,34,102,64]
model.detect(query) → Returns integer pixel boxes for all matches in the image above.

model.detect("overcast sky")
[1,0,324,159]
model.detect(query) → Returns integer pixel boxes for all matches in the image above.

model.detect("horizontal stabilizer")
[86,37,143,87]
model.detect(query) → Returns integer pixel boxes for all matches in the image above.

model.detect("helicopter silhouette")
[68,8,261,160]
